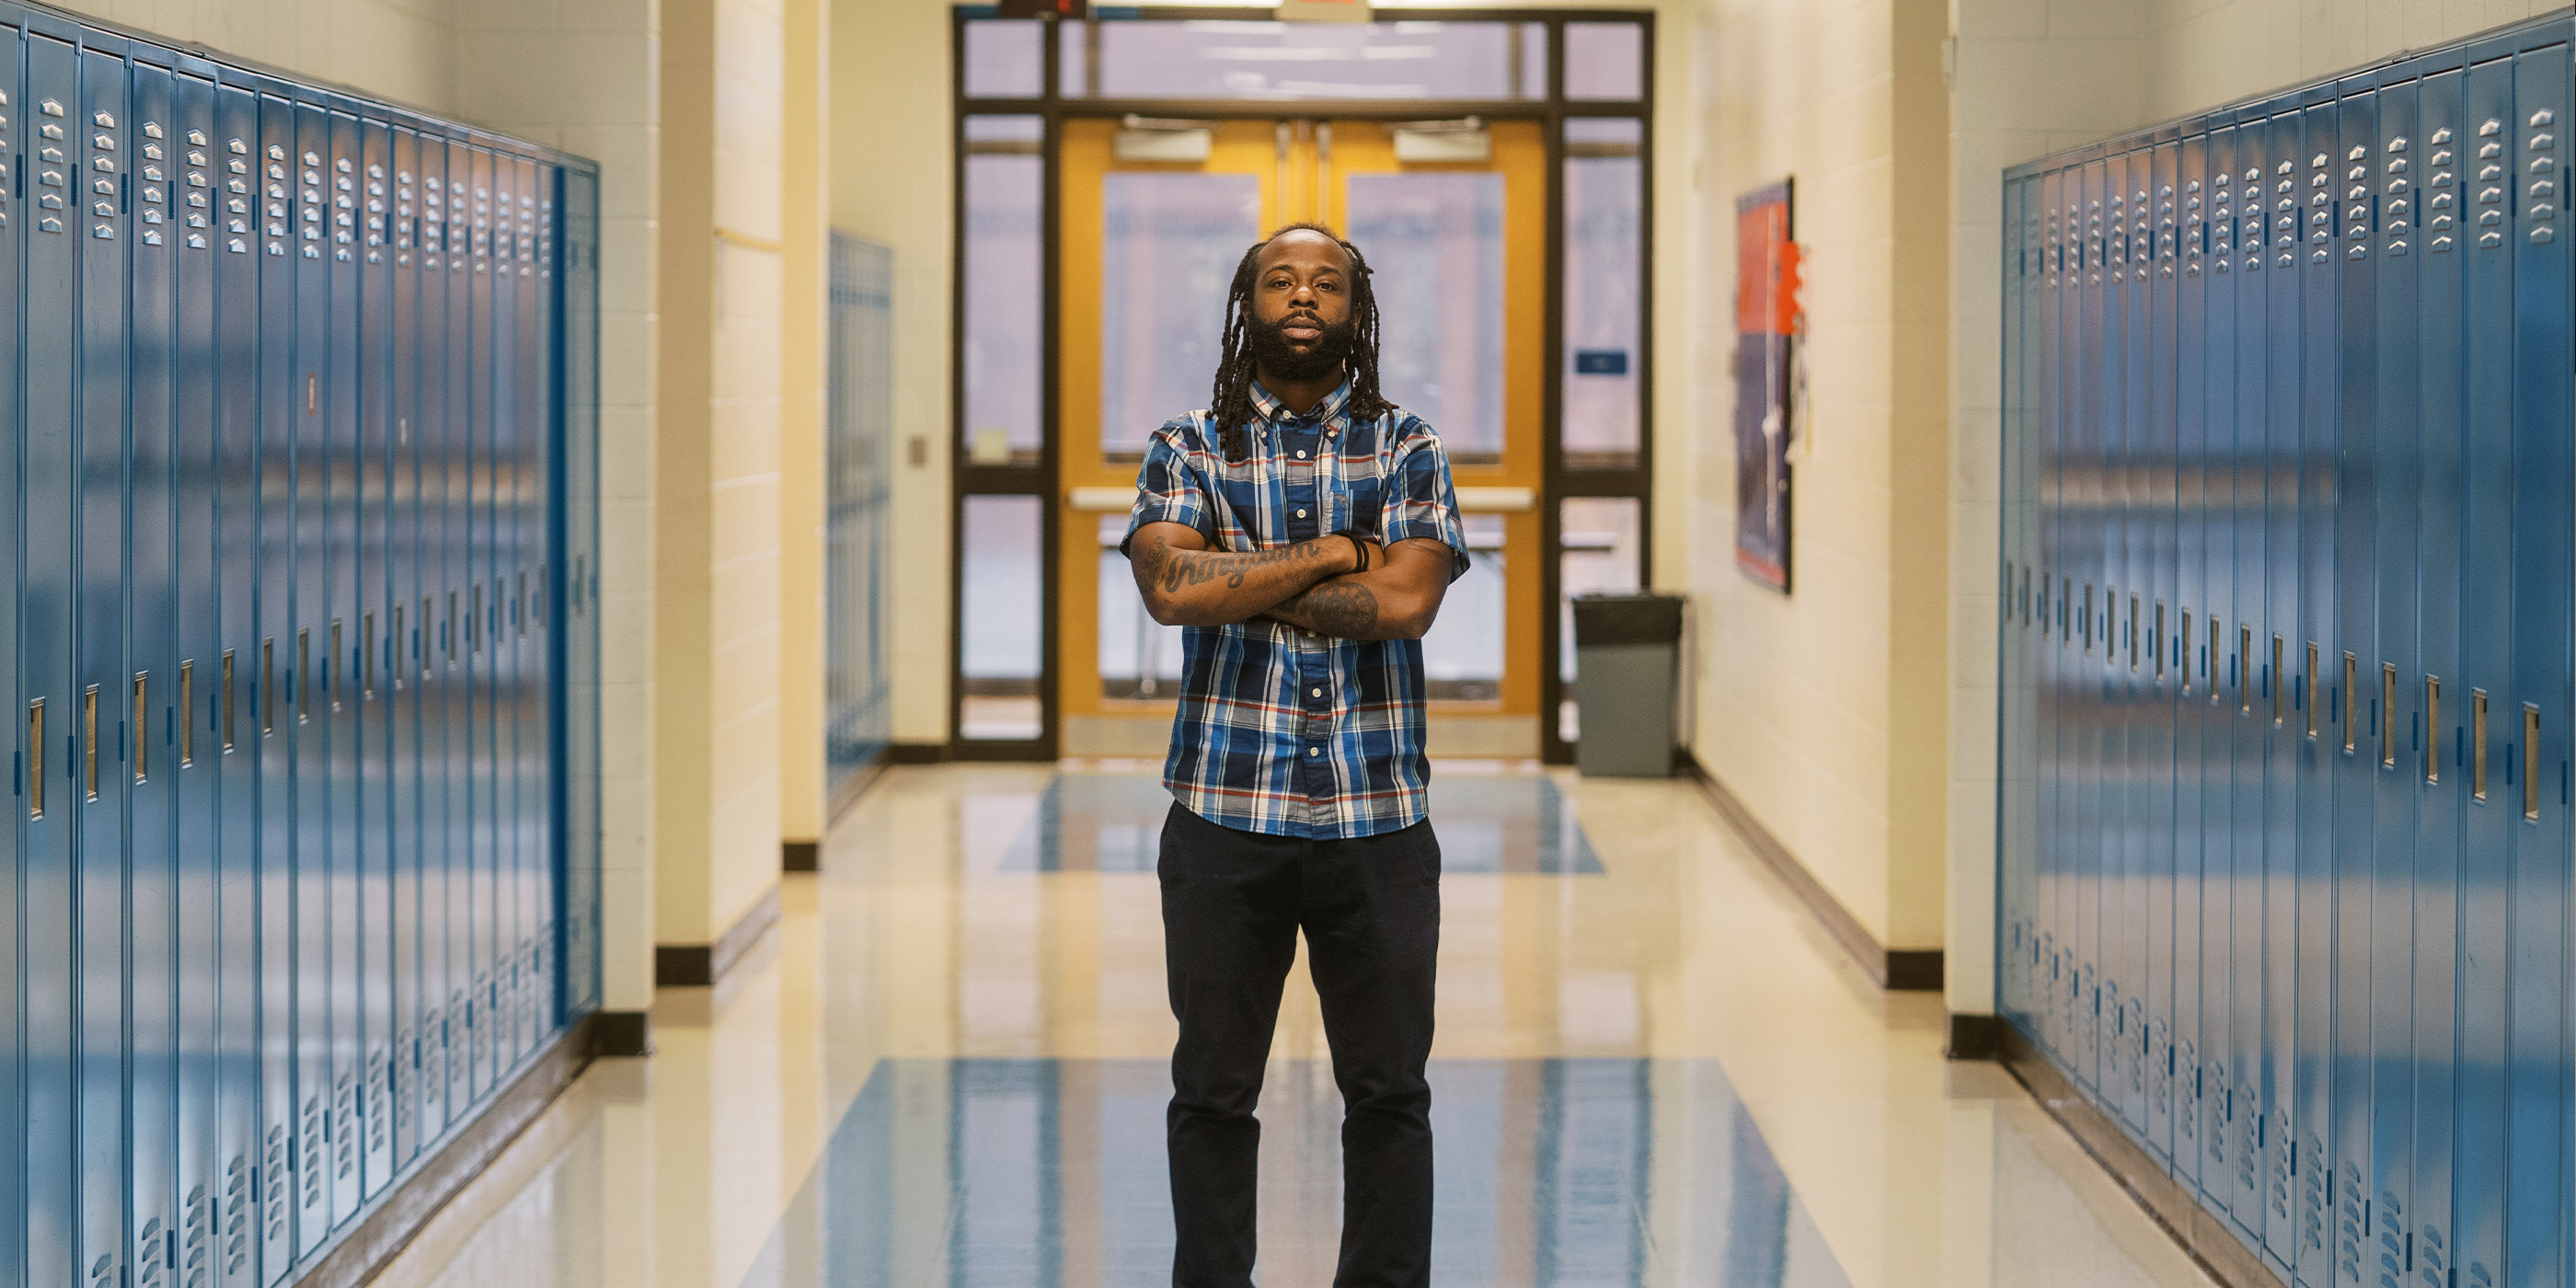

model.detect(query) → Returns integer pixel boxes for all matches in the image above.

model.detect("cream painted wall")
[780,0,833,841]
[62,0,457,111]
[830,0,952,746]
[653,0,799,949]
[1688,0,1951,953]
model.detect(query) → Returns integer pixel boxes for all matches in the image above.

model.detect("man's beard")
[1244,310,1354,383]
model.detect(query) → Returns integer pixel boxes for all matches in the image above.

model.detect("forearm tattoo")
[1278,581,1380,638]
[1155,539,1329,593]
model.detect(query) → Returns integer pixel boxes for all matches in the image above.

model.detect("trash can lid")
[1570,593,1684,645]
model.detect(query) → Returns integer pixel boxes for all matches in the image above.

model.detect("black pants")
[1159,803,1441,1288]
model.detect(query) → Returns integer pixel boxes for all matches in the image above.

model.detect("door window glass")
[1096,21,1519,99]
[1098,514,1186,701]
[965,144,1044,464]
[962,19,1044,98]
[962,496,1045,740]
[1421,514,1506,701]
[1344,172,1506,461]
[1563,120,1642,467]
[1100,173,1262,456]
[1564,22,1645,102]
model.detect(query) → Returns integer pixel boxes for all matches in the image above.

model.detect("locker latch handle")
[26,700,42,820]
[2525,704,2542,822]
[2424,675,2441,785]
[132,673,147,784]
[2340,652,2356,754]
[2472,688,2489,802]
[83,684,99,803]
[2381,663,2397,769]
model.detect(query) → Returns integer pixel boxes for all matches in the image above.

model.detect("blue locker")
[487,149,522,1075]
[2262,98,2306,1275]
[2364,67,2424,1288]
[2409,63,2466,1288]
[129,48,183,1288]
[2112,145,2153,1133]
[2037,165,2065,1064]
[2230,109,2274,1240]
[2501,43,2568,1288]
[2328,77,2380,1288]
[251,83,301,1282]
[527,158,553,1046]
[318,102,362,1229]
[20,25,77,1288]
[211,78,264,1288]
[2174,122,2212,1199]
[287,91,336,1257]
[2019,163,2040,1045]
[2053,156,2080,1073]
[2078,152,2107,1095]
[171,58,225,1288]
[2202,121,2242,1219]
[560,161,600,1018]
[443,132,477,1123]
[385,118,424,1172]
[515,155,550,1048]
[2145,132,2181,1167]
[2292,92,2338,1288]
[2103,145,2132,1127]
[2455,50,2516,1288]
[75,41,134,1288]
[1999,171,2028,1034]
[426,135,466,1137]
[356,111,397,1197]
[467,141,498,1099]
[0,17,26,1288]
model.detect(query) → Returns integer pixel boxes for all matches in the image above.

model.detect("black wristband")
[1334,530,1371,573]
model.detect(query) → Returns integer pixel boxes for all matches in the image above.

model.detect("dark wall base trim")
[1996,1022,2283,1288]
[887,742,949,765]
[1677,754,1944,993]
[1945,1011,2003,1061]
[593,1010,651,1057]
[654,882,786,988]
[781,841,819,873]
[291,1012,601,1288]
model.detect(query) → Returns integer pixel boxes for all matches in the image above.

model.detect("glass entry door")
[1055,116,1549,756]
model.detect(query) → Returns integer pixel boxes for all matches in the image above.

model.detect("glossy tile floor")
[368,764,2219,1288]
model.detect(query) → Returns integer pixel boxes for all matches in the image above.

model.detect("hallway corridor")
[363,765,2219,1288]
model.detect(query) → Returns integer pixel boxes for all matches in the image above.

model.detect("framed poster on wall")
[1732,179,1798,592]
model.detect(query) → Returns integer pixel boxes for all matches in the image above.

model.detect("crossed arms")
[1125,522,1452,641]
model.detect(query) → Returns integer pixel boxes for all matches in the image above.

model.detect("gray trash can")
[1570,593,1685,777]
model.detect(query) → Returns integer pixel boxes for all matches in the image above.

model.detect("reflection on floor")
[369,764,2220,1288]
[739,1059,1844,1288]
[997,771,1604,873]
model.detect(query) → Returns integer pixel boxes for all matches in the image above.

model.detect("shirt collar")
[1248,374,1354,433]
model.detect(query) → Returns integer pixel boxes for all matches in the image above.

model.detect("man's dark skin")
[1127,229,1451,639]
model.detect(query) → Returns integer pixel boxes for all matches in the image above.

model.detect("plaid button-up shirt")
[1123,378,1470,839]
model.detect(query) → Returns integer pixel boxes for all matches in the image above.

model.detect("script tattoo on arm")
[1158,539,1329,593]
[1272,581,1380,638]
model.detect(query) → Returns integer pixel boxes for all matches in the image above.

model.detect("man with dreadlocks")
[1121,223,1468,1288]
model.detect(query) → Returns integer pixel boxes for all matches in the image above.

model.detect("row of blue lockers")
[1997,13,2575,1288]
[0,7,605,1288]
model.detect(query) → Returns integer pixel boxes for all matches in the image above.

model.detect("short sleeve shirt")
[1122,377,1469,839]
